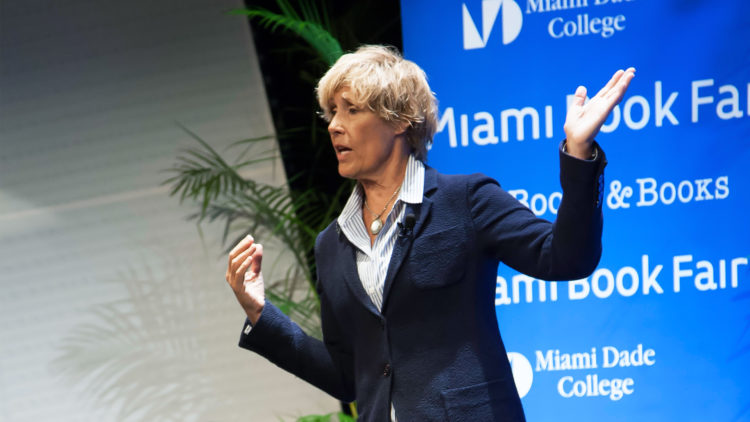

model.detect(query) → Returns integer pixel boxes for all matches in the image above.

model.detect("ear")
[392,120,410,136]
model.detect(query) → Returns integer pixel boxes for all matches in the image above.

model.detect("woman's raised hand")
[563,67,636,159]
[226,235,265,325]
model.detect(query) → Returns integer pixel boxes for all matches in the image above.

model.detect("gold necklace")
[364,186,401,235]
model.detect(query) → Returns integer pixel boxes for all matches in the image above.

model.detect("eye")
[348,107,358,114]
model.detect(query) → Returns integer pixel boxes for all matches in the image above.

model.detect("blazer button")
[383,363,392,377]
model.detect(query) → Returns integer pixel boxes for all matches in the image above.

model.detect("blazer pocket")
[409,225,466,289]
[441,377,526,422]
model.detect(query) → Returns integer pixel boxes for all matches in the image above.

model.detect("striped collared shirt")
[337,154,424,422]
[337,154,425,311]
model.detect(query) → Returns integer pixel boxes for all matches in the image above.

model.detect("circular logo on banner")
[507,352,533,398]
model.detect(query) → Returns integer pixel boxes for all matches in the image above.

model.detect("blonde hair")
[316,45,438,161]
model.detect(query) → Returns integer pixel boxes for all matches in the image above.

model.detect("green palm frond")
[166,1,355,414]
[163,126,347,336]
[162,123,278,218]
[230,0,343,65]
[294,411,355,422]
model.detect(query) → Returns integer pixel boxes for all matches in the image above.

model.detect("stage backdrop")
[401,1,749,421]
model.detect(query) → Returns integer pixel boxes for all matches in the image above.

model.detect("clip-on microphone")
[398,213,416,237]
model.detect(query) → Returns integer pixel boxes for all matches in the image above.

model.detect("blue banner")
[401,1,750,420]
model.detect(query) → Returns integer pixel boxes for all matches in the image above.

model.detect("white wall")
[0,1,337,420]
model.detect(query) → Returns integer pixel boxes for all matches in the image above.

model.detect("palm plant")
[164,123,350,339]
[229,0,343,66]
[166,0,351,337]
[50,1,400,420]
[166,1,357,419]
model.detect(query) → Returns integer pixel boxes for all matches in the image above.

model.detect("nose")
[328,114,344,137]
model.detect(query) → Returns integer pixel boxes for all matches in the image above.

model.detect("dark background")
[244,0,403,201]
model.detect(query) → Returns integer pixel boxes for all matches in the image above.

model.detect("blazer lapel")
[335,225,382,318]
[381,167,438,310]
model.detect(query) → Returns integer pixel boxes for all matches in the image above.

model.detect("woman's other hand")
[564,67,636,159]
[226,235,265,325]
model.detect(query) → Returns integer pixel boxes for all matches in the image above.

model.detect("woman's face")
[328,87,406,181]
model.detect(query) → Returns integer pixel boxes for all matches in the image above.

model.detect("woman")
[226,45,634,421]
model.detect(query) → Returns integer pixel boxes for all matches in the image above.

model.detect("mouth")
[334,145,352,157]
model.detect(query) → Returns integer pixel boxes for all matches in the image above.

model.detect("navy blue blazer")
[240,142,607,421]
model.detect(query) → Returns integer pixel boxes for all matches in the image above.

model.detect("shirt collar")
[398,154,425,205]
[337,154,425,230]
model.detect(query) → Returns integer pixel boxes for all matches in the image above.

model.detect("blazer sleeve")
[238,272,356,402]
[468,141,607,281]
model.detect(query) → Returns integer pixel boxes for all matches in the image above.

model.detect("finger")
[229,235,254,260]
[227,244,257,283]
[594,69,625,99]
[231,244,257,270]
[236,244,263,282]
[572,85,587,106]
[234,255,255,288]
[229,235,254,259]
[249,244,263,277]
[606,69,635,103]
[565,86,587,127]
[228,236,254,273]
